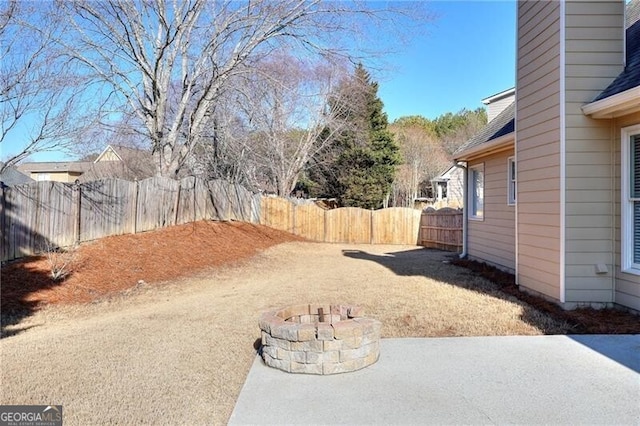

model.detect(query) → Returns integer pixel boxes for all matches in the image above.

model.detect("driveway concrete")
[229,335,640,425]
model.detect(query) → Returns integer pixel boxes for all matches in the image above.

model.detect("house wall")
[516,1,563,300]
[467,149,516,272]
[445,167,464,208]
[96,148,120,162]
[487,93,516,123]
[613,111,640,311]
[563,0,624,306]
[29,171,82,183]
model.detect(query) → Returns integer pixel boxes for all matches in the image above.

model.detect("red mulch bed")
[452,258,640,334]
[1,221,303,313]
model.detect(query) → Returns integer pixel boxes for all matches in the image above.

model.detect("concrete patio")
[230,335,640,425]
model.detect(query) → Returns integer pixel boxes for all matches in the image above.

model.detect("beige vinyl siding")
[446,167,464,208]
[612,112,640,311]
[467,150,516,272]
[563,0,624,305]
[486,94,515,122]
[516,1,562,300]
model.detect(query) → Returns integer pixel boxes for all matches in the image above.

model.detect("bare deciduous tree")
[57,0,428,178]
[0,1,94,172]
[390,123,448,206]
[232,54,352,196]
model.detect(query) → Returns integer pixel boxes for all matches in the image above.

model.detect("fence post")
[74,181,81,245]
[133,179,139,234]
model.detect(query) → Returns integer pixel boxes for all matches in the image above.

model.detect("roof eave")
[582,86,640,118]
[482,87,516,105]
[454,132,515,162]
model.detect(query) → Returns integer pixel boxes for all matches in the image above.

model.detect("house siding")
[446,167,464,208]
[613,111,640,311]
[28,171,82,183]
[516,1,562,300]
[467,149,516,272]
[96,149,120,162]
[563,0,624,306]
[486,95,515,123]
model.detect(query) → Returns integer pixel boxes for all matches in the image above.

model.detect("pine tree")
[308,64,399,209]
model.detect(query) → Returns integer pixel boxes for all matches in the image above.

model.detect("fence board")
[176,177,196,225]
[294,204,325,241]
[194,178,210,222]
[372,207,421,245]
[40,182,76,248]
[325,207,372,244]
[4,183,38,259]
[420,208,463,252]
[232,183,253,222]
[80,179,135,241]
[260,197,293,232]
[2,175,457,262]
[250,194,261,224]
[207,179,229,221]
[136,177,179,232]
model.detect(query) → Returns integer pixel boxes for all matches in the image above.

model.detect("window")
[622,126,640,274]
[36,173,50,181]
[468,164,484,220]
[507,157,516,206]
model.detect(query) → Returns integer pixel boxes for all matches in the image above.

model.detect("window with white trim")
[468,163,484,220]
[507,157,516,206]
[621,125,640,274]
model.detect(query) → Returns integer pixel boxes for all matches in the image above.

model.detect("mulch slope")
[1,221,303,312]
[452,258,640,334]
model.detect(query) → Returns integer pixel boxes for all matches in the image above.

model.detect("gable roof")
[79,145,155,182]
[16,161,92,174]
[592,18,640,102]
[453,101,515,161]
[0,163,33,186]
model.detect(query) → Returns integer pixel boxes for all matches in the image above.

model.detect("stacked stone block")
[259,304,381,375]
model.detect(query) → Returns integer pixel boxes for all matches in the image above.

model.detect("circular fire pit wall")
[259,304,381,375]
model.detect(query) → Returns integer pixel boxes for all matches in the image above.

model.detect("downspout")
[610,118,617,304]
[453,161,468,258]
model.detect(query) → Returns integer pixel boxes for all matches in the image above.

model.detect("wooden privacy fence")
[419,208,463,252]
[260,197,422,245]
[1,177,260,261]
[1,176,464,261]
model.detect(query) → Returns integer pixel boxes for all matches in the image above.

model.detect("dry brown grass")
[1,239,572,425]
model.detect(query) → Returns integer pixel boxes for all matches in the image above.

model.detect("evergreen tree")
[308,64,399,208]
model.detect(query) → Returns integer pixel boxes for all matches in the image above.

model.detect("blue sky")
[378,0,516,122]
[4,0,516,163]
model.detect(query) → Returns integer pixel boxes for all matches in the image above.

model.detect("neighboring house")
[0,162,34,186]
[16,145,155,183]
[429,164,464,209]
[454,0,640,312]
[79,144,155,182]
[17,161,92,183]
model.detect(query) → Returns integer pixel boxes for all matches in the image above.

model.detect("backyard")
[1,221,638,424]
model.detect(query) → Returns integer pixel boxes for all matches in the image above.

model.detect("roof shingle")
[453,101,514,158]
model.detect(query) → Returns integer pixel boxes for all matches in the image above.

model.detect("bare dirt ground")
[1,221,638,425]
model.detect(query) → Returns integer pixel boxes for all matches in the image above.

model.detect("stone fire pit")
[258,304,381,375]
